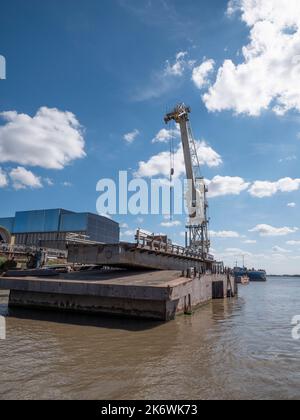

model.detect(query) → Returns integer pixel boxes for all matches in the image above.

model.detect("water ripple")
[1,278,300,399]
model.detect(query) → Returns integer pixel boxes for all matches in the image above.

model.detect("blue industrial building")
[0,209,119,247]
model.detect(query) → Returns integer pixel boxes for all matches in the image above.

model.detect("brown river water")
[0,277,300,400]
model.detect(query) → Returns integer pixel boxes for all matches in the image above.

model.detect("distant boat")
[233,267,267,282]
[247,269,267,282]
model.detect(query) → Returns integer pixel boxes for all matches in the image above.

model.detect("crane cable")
[169,121,176,221]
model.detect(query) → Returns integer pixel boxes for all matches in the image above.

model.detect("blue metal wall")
[87,214,119,243]
[0,209,119,243]
[60,213,88,232]
[13,209,62,233]
[0,217,15,232]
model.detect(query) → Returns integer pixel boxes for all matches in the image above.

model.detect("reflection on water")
[1,277,300,400]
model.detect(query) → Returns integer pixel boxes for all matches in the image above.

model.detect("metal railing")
[65,233,103,245]
[0,243,67,259]
[135,229,214,261]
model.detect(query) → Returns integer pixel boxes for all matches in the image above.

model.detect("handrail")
[135,229,214,260]
[0,243,67,258]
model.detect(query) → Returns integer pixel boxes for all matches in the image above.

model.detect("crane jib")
[164,104,210,258]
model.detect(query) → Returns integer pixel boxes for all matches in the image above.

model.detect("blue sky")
[1,0,300,274]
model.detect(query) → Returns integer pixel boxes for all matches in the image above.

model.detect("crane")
[164,104,210,258]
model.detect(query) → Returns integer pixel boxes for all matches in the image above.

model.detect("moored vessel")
[247,269,267,282]
[233,267,266,283]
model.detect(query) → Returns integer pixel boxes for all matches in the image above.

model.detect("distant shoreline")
[268,275,300,278]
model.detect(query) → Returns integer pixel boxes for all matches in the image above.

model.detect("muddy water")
[0,277,300,400]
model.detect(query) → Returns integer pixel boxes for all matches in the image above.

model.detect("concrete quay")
[0,270,237,321]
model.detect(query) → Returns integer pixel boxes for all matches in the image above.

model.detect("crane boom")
[164,104,210,258]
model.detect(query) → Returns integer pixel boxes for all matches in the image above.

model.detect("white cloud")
[203,0,300,116]
[165,51,189,77]
[161,220,181,228]
[249,224,298,237]
[0,107,85,169]
[249,178,300,198]
[206,176,249,198]
[123,129,140,144]
[272,246,291,253]
[286,240,300,245]
[136,141,222,178]
[152,128,172,144]
[44,178,54,186]
[279,155,297,163]
[192,59,215,89]
[223,247,253,257]
[243,239,257,244]
[210,230,240,238]
[0,167,8,188]
[120,223,129,229]
[152,126,180,144]
[62,181,72,187]
[271,253,288,260]
[195,142,222,167]
[287,202,296,208]
[121,230,136,238]
[9,167,42,190]
[248,181,277,198]
[134,52,194,101]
